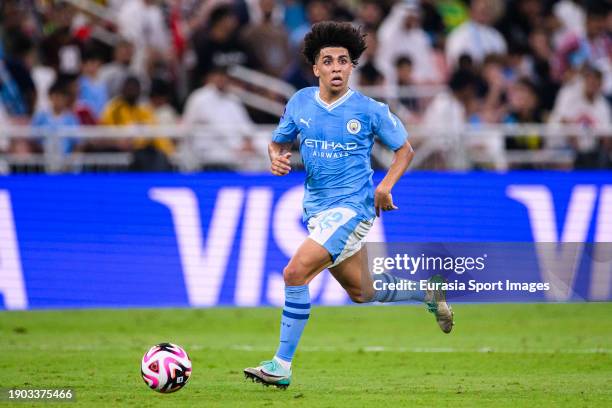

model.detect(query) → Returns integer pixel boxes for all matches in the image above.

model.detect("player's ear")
[312,64,320,78]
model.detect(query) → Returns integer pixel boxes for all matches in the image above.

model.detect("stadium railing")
[0,123,608,173]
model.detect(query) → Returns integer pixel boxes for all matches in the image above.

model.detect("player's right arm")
[268,142,292,176]
[269,92,301,176]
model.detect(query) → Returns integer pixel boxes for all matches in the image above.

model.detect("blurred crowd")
[1,0,612,171]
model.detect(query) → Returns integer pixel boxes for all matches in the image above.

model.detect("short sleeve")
[371,101,408,151]
[272,96,299,143]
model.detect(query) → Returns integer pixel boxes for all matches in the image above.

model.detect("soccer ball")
[141,343,192,393]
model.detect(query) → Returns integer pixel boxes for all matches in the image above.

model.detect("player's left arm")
[374,141,414,217]
[371,101,414,217]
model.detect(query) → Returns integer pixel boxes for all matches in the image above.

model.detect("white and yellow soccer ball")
[141,343,192,393]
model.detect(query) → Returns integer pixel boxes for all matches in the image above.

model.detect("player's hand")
[374,187,398,217]
[270,152,292,176]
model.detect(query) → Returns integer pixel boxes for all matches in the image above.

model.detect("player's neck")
[318,86,350,105]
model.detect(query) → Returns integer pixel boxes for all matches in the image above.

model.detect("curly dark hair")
[302,21,367,66]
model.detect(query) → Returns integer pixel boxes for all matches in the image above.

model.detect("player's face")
[313,47,352,95]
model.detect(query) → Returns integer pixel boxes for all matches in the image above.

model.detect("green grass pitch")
[1,303,611,407]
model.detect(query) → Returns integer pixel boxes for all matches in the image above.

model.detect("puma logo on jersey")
[300,118,312,128]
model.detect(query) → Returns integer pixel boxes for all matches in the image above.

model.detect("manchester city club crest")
[346,119,361,134]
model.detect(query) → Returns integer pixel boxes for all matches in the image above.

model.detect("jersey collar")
[315,88,354,111]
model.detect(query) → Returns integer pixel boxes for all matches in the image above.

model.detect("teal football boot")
[244,359,291,389]
[425,274,454,333]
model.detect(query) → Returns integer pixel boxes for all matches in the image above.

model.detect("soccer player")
[244,21,453,389]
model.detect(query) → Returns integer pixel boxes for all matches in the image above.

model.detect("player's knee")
[347,288,371,304]
[283,263,308,286]
[346,283,375,303]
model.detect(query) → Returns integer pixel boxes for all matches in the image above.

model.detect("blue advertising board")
[0,172,610,310]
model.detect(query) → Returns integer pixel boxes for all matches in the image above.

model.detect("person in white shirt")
[446,0,507,68]
[117,0,171,76]
[422,69,505,169]
[376,1,441,86]
[550,67,611,130]
[421,70,476,168]
[549,66,612,164]
[182,66,263,170]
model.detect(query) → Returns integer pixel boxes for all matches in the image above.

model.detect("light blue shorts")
[307,207,374,268]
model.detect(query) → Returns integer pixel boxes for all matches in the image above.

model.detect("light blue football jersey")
[272,87,408,221]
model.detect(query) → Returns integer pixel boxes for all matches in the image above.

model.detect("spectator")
[183,65,262,170]
[394,56,420,115]
[290,0,333,47]
[31,80,80,155]
[328,0,355,22]
[495,0,542,53]
[505,44,533,86]
[423,69,478,129]
[240,0,291,78]
[149,79,178,125]
[31,58,57,115]
[98,76,173,170]
[117,0,171,76]
[2,32,36,116]
[425,68,505,168]
[479,54,509,123]
[553,2,612,96]
[456,53,477,73]
[550,66,611,130]
[550,66,612,167]
[193,4,258,85]
[284,55,317,90]
[78,46,108,120]
[39,4,81,74]
[387,55,422,125]
[357,62,385,87]
[421,69,479,167]
[446,0,507,68]
[503,78,544,150]
[527,27,558,112]
[1,1,37,54]
[356,0,386,31]
[52,74,96,126]
[420,0,447,47]
[377,2,441,86]
[350,28,384,89]
[98,40,135,98]
[244,0,282,26]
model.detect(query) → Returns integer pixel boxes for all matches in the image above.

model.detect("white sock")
[273,356,292,370]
